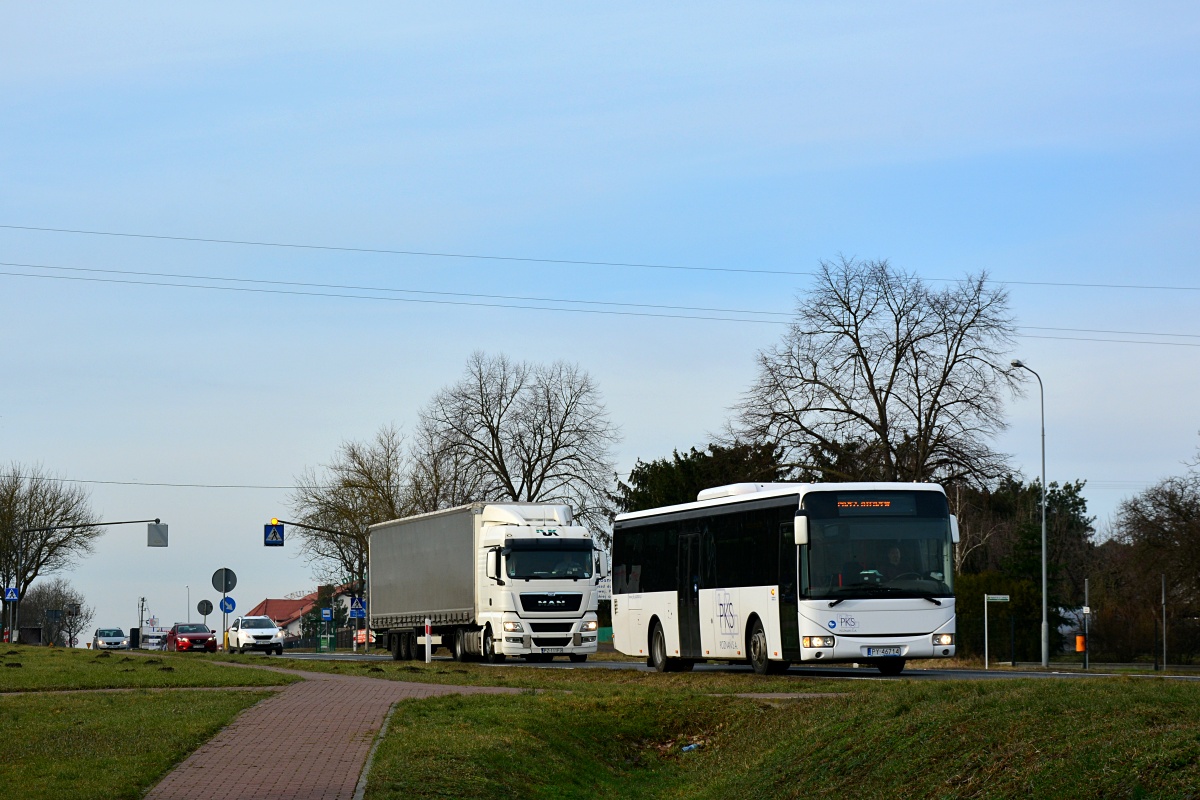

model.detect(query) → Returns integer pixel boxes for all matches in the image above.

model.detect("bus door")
[677,531,702,659]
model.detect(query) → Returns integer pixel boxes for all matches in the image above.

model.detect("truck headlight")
[581,620,598,632]
[503,621,524,633]
[932,634,954,646]
[802,636,834,648]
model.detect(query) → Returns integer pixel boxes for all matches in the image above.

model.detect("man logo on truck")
[537,528,559,536]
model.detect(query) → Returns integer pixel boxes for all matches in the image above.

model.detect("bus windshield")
[802,490,953,599]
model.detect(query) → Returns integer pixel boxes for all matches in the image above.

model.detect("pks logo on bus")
[828,614,858,630]
[716,590,739,634]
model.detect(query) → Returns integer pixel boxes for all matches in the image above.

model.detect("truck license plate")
[866,647,902,657]
[542,648,564,654]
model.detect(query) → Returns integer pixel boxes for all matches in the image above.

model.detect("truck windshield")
[505,548,594,580]
[802,490,954,600]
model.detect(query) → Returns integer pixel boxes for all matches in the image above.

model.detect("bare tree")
[405,413,490,514]
[416,352,619,533]
[290,425,411,588]
[736,257,1021,485]
[21,576,94,646]
[0,464,102,632]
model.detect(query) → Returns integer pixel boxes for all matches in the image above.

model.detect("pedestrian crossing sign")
[264,523,284,546]
[3,587,17,602]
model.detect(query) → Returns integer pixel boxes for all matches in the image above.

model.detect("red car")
[165,623,218,652]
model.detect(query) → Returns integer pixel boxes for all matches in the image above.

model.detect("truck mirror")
[486,549,505,585]
[597,551,608,579]
[949,515,961,544]
[793,514,809,546]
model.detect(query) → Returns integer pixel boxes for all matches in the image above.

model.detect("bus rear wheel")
[649,622,670,672]
[876,658,906,676]
[747,619,770,675]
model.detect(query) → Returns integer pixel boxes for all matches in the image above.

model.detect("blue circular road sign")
[219,596,236,614]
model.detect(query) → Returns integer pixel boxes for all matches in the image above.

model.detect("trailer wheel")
[452,628,467,661]
[390,633,404,661]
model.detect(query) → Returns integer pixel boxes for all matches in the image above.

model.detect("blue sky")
[2,3,1198,634]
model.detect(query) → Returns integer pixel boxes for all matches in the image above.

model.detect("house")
[245,582,359,640]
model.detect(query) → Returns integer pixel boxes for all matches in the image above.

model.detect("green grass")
[0,689,273,799]
[236,653,868,694]
[0,645,298,691]
[365,678,1200,800]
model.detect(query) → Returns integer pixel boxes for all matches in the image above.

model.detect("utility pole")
[1162,574,1167,671]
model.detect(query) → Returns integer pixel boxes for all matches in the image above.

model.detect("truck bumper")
[499,631,599,656]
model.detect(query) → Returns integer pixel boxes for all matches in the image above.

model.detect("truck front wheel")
[482,628,504,663]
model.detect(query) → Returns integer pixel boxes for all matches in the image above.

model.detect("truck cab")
[478,505,606,662]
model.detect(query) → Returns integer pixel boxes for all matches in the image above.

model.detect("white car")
[92,628,129,650]
[227,616,285,655]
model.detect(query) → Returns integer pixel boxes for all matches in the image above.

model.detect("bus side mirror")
[949,515,961,544]
[486,549,505,586]
[794,514,809,546]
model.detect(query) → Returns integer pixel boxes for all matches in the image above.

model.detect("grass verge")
[365,678,1200,799]
[233,654,868,694]
[0,689,273,799]
[0,645,298,692]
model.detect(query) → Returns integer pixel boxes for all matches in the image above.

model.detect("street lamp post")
[1012,359,1049,669]
[186,585,190,623]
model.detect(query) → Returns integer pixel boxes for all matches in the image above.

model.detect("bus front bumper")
[800,634,956,662]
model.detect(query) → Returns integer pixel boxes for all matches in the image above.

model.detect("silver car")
[92,628,129,650]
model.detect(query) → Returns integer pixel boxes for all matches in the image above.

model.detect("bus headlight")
[803,636,834,648]
[581,620,598,632]
[503,622,524,632]
[932,634,954,646]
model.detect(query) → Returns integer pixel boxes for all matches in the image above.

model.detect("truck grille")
[530,622,574,633]
[519,593,582,613]
[532,637,571,647]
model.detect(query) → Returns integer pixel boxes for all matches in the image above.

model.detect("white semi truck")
[369,502,606,663]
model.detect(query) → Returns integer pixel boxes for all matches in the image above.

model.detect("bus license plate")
[866,647,902,657]
[542,648,564,654]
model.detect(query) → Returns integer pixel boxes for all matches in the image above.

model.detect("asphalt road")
[273,651,1200,681]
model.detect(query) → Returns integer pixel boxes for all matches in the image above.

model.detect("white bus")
[611,482,958,676]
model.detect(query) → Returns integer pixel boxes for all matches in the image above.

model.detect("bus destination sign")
[835,494,917,516]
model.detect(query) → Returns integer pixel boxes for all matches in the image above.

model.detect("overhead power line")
[0,269,781,325]
[4,222,1200,292]
[0,260,792,319]
[2,260,1200,340]
[4,264,1200,345]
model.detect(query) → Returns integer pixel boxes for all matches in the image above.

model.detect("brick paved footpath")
[147,666,520,800]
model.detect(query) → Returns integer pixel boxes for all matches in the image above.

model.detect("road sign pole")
[425,617,431,664]
[984,594,989,671]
